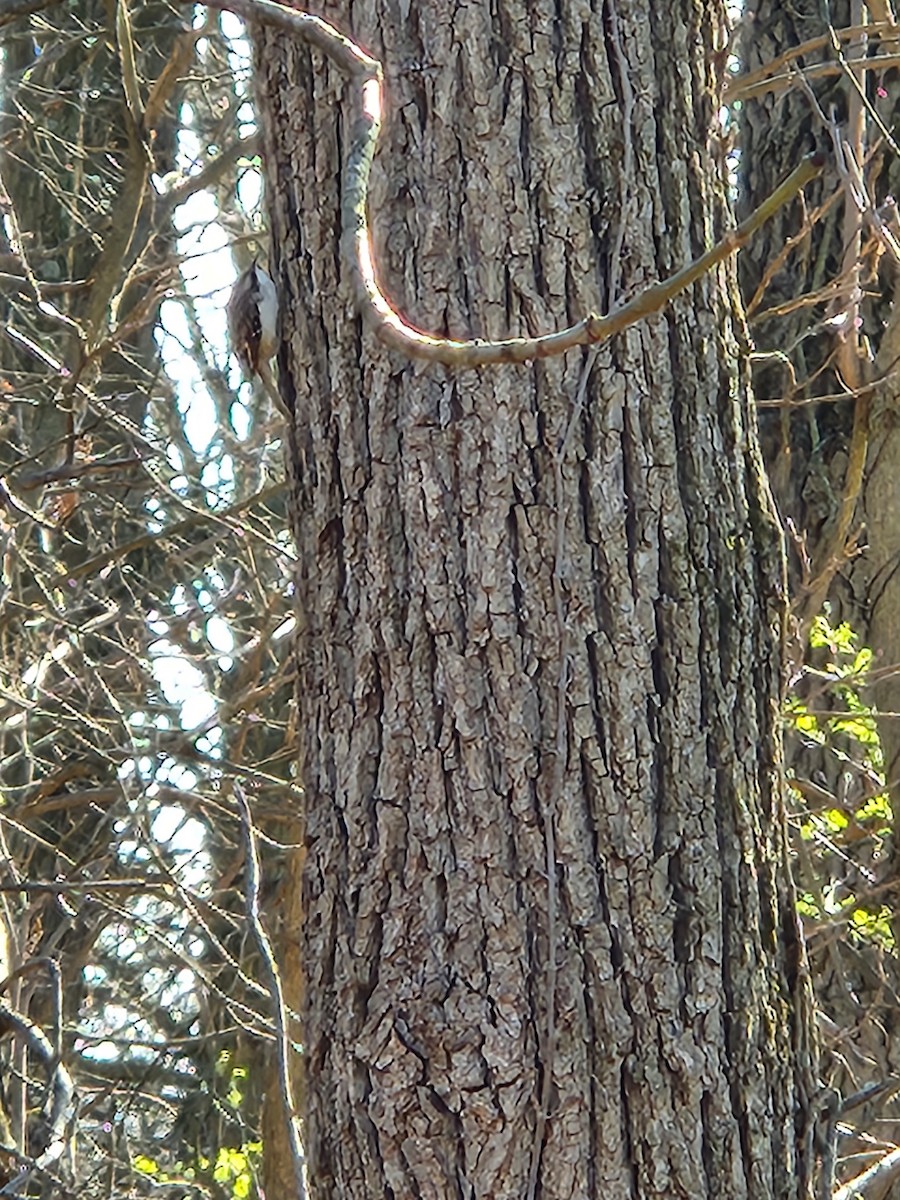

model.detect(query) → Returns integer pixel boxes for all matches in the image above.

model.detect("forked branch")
[205,0,823,366]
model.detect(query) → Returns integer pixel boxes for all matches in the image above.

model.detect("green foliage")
[131,1142,263,1199]
[802,615,881,758]
[212,1143,264,1199]
[217,1049,251,1112]
[786,612,894,952]
[131,1056,263,1197]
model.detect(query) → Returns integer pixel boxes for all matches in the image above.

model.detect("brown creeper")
[226,260,288,419]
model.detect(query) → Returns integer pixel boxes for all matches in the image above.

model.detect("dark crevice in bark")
[619,410,640,602]
[618,1059,640,1200]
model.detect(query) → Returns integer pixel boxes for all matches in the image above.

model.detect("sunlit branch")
[202,0,824,366]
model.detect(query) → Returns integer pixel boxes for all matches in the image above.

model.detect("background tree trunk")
[739,0,900,798]
[738,3,900,1120]
[256,0,817,1195]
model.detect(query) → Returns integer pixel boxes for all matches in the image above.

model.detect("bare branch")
[0,1000,74,1194]
[204,0,824,366]
[115,0,144,131]
[834,1147,900,1200]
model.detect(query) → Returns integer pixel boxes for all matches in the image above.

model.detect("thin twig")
[234,782,306,1200]
[525,353,594,1200]
[728,21,899,102]
[115,0,144,130]
[58,481,290,583]
[731,50,900,103]
[790,45,875,632]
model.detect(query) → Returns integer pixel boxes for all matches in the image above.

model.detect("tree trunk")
[256,0,817,1195]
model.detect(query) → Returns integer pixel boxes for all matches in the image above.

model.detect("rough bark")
[256,0,817,1195]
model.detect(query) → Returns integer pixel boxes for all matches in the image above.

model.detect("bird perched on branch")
[226,260,289,420]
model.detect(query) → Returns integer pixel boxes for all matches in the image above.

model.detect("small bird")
[226,259,289,419]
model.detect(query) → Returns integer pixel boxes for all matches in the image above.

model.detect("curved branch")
[205,0,824,366]
[0,999,74,1192]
